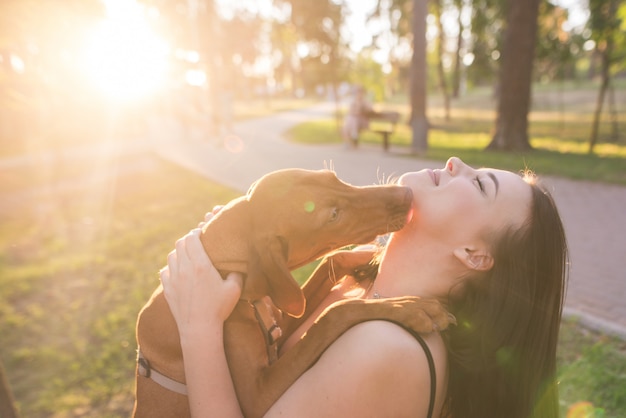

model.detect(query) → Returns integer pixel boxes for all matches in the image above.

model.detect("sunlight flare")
[81,0,169,102]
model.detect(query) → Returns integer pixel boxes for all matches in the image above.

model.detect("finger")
[184,231,214,270]
[170,236,189,278]
[167,248,178,278]
[159,265,170,286]
[223,272,244,301]
[199,211,216,227]
[225,272,244,291]
[174,235,188,262]
[159,265,169,278]
[211,205,224,215]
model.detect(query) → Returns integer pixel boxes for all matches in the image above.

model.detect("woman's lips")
[428,169,439,186]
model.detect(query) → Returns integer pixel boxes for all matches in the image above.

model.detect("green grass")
[1,154,625,417]
[558,318,626,417]
[0,154,239,417]
[288,84,626,185]
[289,117,626,184]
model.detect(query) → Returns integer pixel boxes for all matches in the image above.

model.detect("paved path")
[147,102,626,339]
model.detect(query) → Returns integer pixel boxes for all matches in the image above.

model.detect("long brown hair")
[444,177,568,418]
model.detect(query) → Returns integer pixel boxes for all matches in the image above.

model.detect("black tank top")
[384,320,436,418]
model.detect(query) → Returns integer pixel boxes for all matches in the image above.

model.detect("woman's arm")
[160,227,244,418]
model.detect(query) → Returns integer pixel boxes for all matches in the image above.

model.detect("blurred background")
[1,1,625,417]
[1,0,621,156]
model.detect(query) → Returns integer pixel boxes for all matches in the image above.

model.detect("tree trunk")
[488,0,540,151]
[329,52,342,133]
[434,0,451,121]
[588,47,611,154]
[608,82,619,142]
[452,0,464,98]
[410,0,429,154]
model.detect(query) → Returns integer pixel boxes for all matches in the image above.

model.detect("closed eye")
[475,176,485,194]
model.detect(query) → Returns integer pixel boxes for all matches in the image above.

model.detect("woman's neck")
[368,235,464,304]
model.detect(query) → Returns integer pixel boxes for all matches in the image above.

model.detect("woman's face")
[397,157,532,246]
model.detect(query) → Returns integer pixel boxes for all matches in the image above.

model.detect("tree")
[534,2,576,82]
[466,0,505,87]
[370,0,428,152]
[451,0,466,98]
[488,0,541,151]
[587,0,625,153]
[409,0,429,153]
[280,0,345,93]
[433,0,451,120]
[270,21,300,95]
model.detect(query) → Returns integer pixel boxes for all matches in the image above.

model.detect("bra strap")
[385,320,436,418]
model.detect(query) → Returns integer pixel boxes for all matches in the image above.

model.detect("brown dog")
[133,168,450,417]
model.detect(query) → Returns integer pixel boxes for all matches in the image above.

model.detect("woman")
[160,157,568,418]
[341,86,375,147]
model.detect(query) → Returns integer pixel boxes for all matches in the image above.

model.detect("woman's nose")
[445,157,465,175]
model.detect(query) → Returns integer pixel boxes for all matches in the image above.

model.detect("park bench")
[363,110,401,151]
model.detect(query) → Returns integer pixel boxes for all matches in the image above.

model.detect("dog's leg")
[280,249,377,341]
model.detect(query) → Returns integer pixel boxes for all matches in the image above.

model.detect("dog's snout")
[403,186,413,202]
[401,186,414,205]
[385,186,413,210]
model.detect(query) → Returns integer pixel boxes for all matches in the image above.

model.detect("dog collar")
[136,299,282,396]
[250,298,283,364]
[136,349,188,396]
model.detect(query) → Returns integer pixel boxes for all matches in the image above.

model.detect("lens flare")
[81,0,169,102]
[567,401,603,418]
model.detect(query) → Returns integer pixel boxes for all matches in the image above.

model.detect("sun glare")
[81,0,169,102]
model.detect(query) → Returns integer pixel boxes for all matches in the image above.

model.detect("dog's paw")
[318,249,378,282]
[329,249,376,269]
[386,297,456,333]
[322,296,455,334]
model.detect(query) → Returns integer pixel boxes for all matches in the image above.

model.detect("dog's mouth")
[386,187,414,230]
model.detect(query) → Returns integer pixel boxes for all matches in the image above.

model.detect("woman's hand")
[160,208,245,418]
[160,210,243,340]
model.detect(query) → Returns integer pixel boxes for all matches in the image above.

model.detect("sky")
[213,0,590,54]
[80,0,591,102]
[343,0,590,53]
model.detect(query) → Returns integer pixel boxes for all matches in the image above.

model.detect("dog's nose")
[386,186,413,209]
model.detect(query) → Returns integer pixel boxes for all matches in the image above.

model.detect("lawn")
[0,152,239,417]
[0,150,624,417]
[288,81,626,185]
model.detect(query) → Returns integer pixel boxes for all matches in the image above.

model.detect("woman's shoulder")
[329,321,445,414]
[266,320,447,417]
[342,319,444,347]
[337,320,446,370]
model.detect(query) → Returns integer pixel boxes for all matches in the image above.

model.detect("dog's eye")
[329,208,339,222]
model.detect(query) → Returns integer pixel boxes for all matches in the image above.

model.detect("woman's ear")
[453,247,494,271]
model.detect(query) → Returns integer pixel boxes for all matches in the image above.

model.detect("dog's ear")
[253,236,306,318]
